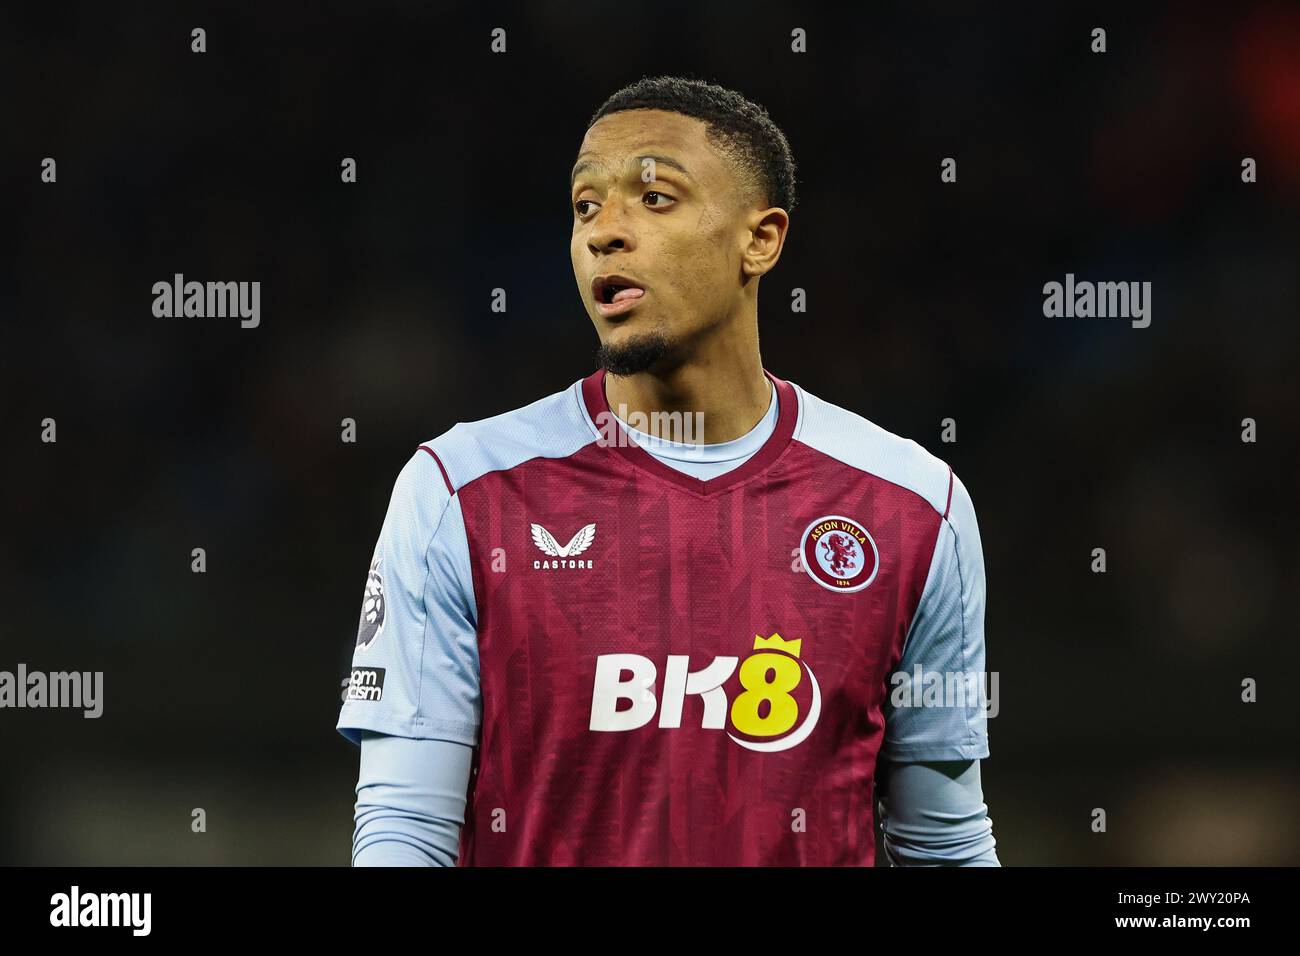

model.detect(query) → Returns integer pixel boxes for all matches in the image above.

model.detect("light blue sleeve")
[882,472,990,761]
[336,449,482,747]
[877,760,1000,866]
[352,731,473,866]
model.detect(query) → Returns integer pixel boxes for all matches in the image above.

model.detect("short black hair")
[588,75,798,213]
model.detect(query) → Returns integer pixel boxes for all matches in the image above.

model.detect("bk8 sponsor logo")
[588,633,821,753]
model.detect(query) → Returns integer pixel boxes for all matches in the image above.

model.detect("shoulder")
[789,379,960,520]
[415,377,597,495]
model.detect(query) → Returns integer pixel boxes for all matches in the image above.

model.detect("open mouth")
[593,275,646,317]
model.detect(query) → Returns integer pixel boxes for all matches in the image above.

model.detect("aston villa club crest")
[800,515,879,593]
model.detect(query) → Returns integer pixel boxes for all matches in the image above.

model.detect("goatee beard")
[595,331,674,376]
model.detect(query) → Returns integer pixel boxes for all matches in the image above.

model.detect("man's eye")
[575,199,598,217]
[643,191,675,209]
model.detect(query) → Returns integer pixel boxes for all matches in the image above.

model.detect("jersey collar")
[579,367,799,497]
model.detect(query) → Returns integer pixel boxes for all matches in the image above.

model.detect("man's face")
[570,109,754,373]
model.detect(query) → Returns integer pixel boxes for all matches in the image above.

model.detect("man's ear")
[741,207,790,279]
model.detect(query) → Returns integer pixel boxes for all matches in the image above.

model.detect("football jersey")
[337,368,990,865]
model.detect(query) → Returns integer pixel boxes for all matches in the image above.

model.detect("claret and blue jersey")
[338,368,989,865]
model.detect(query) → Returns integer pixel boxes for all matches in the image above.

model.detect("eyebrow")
[571,153,694,189]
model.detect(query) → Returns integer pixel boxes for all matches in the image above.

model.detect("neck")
[603,330,769,444]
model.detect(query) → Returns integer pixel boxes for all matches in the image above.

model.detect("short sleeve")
[881,471,991,761]
[336,449,481,747]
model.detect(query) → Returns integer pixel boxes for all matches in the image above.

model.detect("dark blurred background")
[1,1,1297,865]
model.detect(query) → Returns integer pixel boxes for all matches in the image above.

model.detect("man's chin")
[595,330,676,376]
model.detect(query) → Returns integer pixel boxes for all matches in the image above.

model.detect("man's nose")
[587,197,635,255]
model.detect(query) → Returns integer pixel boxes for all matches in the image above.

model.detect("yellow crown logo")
[752,632,802,658]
